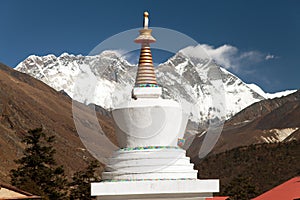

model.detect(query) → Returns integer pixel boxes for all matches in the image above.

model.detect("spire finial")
[132,11,161,99]
[133,11,157,87]
[144,11,149,29]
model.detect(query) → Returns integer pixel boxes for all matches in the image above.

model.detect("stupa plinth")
[91,12,219,199]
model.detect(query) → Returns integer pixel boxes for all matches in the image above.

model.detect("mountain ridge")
[187,89,300,159]
[15,48,292,124]
[0,62,114,183]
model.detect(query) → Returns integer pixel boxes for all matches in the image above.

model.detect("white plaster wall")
[92,180,219,199]
[102,148,198,180]
[112,99,188,148]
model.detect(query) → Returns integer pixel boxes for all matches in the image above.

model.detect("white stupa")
[91,12,219,200]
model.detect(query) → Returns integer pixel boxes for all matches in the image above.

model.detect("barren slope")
[0,63,114,183]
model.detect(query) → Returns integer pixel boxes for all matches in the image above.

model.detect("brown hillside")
[0,63,115,183]
[196,141,300,199]
[188,90,300,161]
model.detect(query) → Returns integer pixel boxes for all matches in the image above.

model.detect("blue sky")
[0,0,299,93]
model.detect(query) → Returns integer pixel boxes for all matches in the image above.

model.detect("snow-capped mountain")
[15,47,293,123]
[246,83,296,99]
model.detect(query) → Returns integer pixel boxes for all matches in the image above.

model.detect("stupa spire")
[143,11,149,29]
[92,11,220,199]
[134,11,157,86]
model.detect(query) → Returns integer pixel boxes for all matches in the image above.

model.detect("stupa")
[91,12,219,200]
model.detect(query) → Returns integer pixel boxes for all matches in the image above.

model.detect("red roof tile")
[252,177,300,200]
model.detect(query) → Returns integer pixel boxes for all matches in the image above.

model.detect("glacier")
[15,47,295,123]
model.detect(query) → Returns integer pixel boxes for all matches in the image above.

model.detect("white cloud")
[121,51,140,65]
[265,54,277,60]
[180,44,269,72]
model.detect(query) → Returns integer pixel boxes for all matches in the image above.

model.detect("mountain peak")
[15,47,271,123]
[15,46,297,123]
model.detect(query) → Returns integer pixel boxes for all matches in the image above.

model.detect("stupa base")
[91,179,219,200]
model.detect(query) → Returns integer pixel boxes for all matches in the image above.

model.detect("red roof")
[252,177,300,200]
[206,197,229,200]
